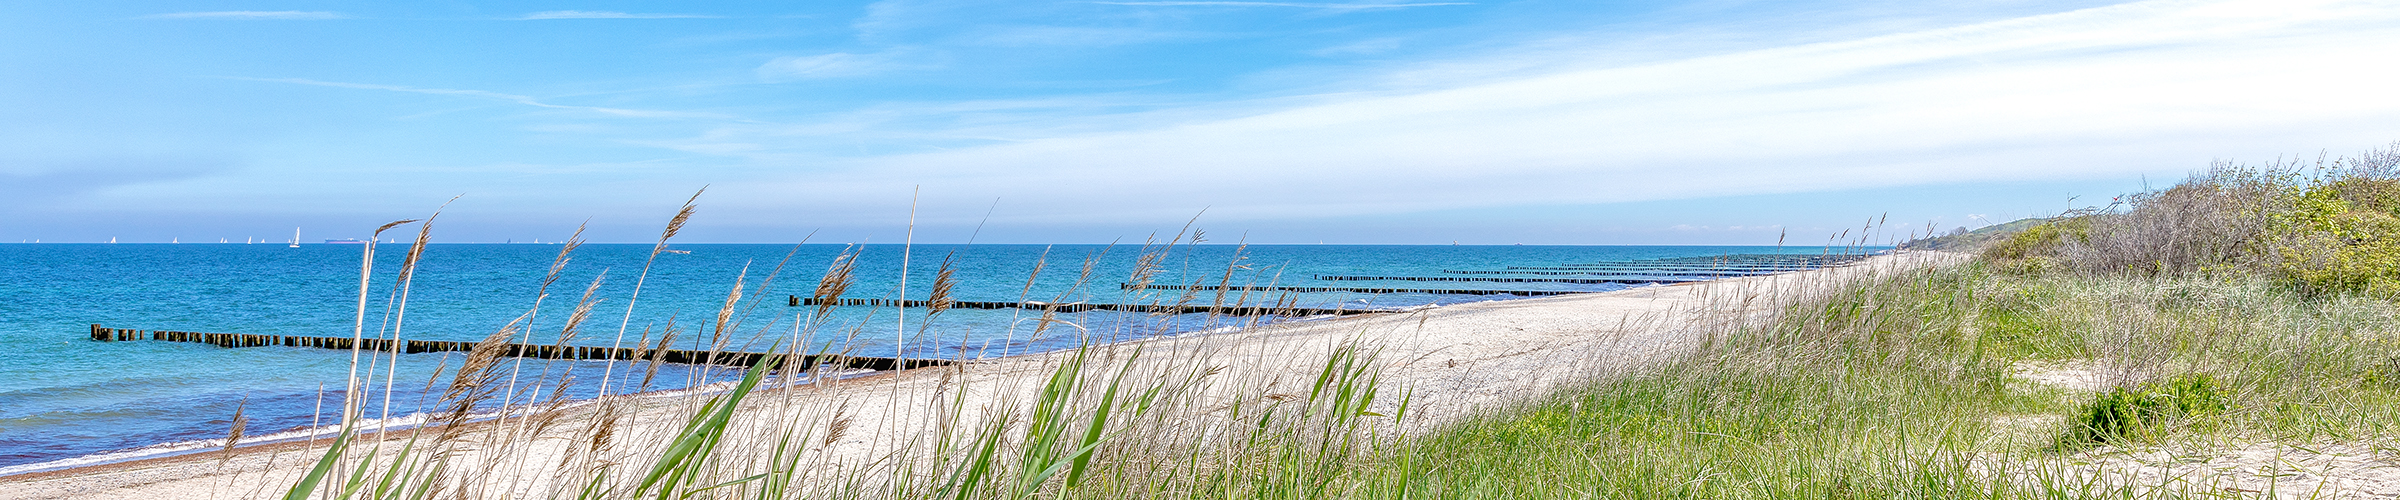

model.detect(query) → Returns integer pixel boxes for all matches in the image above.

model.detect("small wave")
[0,407,452,477]
[0,368,869,477]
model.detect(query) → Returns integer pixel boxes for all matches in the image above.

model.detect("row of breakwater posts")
[1541,254,1872,269]
[773,254,1879,316]
[1312,275,1708,284]
[789,297,1390,316]
[84,254,1872,369]
[1502,265,1820,272]
[1495,255,1874,273]
[1319,254,1878,284]
[1118,284,1592,296]
[1440,269,1790,277]
[87,324,946,371]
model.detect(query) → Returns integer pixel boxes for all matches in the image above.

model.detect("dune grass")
[255,244,2398,498]
[242,145,2400,499]
[1304,262,2398,498]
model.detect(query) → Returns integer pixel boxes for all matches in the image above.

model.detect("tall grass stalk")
[601,189,702,397]
[264,190,2400,499]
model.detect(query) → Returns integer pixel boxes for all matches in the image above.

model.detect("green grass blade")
[635,352,778,498]
[283,429,352,500]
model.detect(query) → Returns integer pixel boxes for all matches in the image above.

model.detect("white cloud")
[702,0,2400,224]
[972,26,1211,47]
[1092,1,1472,9]
[230,78,723,119]
[517,11,722,20]
[1311,37,1405,56]
[146,11,344,20]
[756,50,938,81]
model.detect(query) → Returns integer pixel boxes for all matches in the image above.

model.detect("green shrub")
[1982,217,2089,261]
[2267,178,2400,298]
[2065,373,2229,446]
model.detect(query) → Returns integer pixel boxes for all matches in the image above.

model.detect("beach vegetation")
[215,143,2400,499]
[1314,264,2400,498]
[1981,215,2087,262]
[2063,373,2228,447]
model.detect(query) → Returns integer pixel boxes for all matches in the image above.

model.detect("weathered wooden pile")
[88,253,1868,367]
[788,297,1382,316]
[1117,284,1588,296]
[86,324,942,370]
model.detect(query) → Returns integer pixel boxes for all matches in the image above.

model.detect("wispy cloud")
[707,0,2400,224]
[516,10,722,20]
[973,26,1213,47]
[756,50,940,81]
[1091,1,1471,9]
[229,77,723,119]
[1311,36,1405,56]
[145,11,345,20]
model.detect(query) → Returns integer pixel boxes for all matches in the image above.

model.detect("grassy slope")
[1276,263,2400,499]
[1903,218,2048,252]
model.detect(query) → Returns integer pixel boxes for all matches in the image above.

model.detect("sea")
[0,243,1858,474]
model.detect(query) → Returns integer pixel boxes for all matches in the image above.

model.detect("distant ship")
[324,238,369,244]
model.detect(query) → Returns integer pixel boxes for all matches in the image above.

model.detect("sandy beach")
[0,252,1951,499]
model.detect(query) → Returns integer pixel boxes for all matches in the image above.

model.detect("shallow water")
[0,243,1853,473]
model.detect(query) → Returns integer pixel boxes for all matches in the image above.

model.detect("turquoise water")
[0,243,1856,473]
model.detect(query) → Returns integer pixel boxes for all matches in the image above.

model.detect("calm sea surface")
[0,243,1852,473]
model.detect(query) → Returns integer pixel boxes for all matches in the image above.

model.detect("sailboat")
[289,227,300,248]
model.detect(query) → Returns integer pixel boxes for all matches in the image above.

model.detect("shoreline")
[0,253,1928,498]
[0,363,905,481]
[0,283,1696,486]
[0,284,1646,479]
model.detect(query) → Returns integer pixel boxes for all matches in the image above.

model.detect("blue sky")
[4,0,2397,244]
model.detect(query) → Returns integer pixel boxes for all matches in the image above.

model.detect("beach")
[0,251,1946,499]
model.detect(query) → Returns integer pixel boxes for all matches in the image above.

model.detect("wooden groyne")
[788,296,1386,316]
[1500,265,1818,272]
[1311,275,1705,284]
[86,324,945,371]
[1119,284,1595,296]
[1443,269,1786,276]
[1553,254,1870,267]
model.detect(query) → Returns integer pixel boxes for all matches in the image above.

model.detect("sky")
[3,0,2398,244]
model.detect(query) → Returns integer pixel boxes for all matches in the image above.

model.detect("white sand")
[2011,362,2400,498]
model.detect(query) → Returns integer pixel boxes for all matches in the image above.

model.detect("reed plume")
[928,256,959,316]
[812,247,860,320]
[641,320,680,391]
[220,398,247,457]
[556,271,605,345]
[711,265,748,360]
[436,316,523,442]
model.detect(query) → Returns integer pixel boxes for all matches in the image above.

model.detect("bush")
[2066,373,2229,446]
[2265,177,2400,297]
[2059,169,2281,276]
[1981,217,2088,261]
[2022,142,2400,299]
